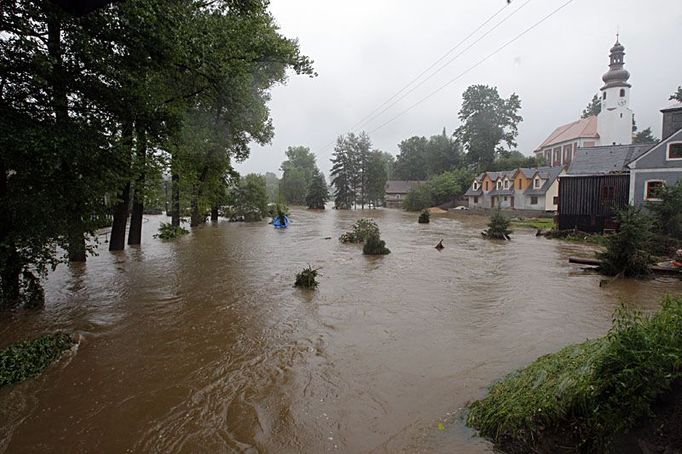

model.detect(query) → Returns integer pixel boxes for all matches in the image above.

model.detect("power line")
[367,0,576,136]
[354,0,533,133]
[314,2,517,154]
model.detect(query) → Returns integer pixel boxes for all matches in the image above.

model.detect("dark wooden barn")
[557,174,630,232]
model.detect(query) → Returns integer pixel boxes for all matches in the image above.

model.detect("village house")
[465,166,564,212]
[628,103,682,205]
[384,180,424,208]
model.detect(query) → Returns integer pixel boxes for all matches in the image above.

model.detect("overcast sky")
[236,0,682,177]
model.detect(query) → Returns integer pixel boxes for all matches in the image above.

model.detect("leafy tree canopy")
[632,127,658,145]
[582,93,602,118]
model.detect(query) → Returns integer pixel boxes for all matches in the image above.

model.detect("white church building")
[534,38,634,166]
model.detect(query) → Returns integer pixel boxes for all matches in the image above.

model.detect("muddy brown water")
[1,208,681,453]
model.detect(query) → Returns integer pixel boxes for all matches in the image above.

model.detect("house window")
[473,181,479,190]
[503,196,508,202]
[553,147,561,166]
[620,89,625,97]
[601,186,615,201]
[485,181,489,191]
[603,92,606,100]
[645,181,665,201]
[553,196,559,205]
[668,143,682,160]
[534,178,541,189]
[517,179,522,189]
[504,179,509,189]
[497,181,502,190]
[530,196,538,205]
[396,194,401,200]
[474,196,478,204]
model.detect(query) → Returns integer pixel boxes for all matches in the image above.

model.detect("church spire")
[601,36,631,89]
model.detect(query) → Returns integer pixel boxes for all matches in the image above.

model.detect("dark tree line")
[1,0,314,306]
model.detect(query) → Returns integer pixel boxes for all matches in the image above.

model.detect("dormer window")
[496,181,502,190]
[504,179,509,189]
[667,143,682,160]
[473,181,479,190]
[534,178,541,189]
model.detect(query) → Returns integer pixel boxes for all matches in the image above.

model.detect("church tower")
[597,37,633,145]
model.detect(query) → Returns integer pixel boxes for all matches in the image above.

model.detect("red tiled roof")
[535,116,599,151]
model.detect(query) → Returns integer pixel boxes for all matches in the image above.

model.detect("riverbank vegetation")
[0,0,314,307]
[294,266,319,289]
[598,206,653,277]
[0,333,75,388]
[467,295,682,453]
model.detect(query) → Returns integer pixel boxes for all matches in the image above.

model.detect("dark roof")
[525,167,563,195]
[566,144,654,176]
[385,180,424,194]
[464,188,483,197]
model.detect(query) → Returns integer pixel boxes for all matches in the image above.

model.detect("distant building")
[384,180,424,208]
[464,166,564,212]
[628,103,682,205]
[557,144,653,232]
[534,38,634,166]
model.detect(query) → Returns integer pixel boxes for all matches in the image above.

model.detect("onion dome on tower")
[601,37,631,89]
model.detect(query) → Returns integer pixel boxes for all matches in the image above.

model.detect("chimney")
[661,104,682,140]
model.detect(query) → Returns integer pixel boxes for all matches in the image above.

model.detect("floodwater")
[1,208,681,453]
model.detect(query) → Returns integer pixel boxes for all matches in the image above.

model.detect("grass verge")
[510,217,556,230]
[467,295,682,453]
[0,332,75,388]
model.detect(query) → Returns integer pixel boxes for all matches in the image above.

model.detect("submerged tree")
[598,206,653,277]
[280,146,317,205]
[483,209,512,240]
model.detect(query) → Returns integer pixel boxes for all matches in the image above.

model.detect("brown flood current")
[1,208,682,453]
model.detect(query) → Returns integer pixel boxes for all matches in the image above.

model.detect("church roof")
[535,116,599,151]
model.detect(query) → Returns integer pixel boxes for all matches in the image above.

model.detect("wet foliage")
[418,210,430,224]
[363,234,390,255]
[467,295,682,453]
[339,219,380,243]
[154,222,189,240]
[294,266,319,289]
[483,209,512,240]
[598,206,653,277]
[0,333,75,388]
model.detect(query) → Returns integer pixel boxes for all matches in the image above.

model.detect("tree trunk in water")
[127,123,146,246]
[171,173,180,227]
[109,122,134,251]
[190,191,201,227]
[0,158,20,303]
[211,207,219,222]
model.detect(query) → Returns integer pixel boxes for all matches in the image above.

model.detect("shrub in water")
[339,219,380,243]
[598,206,653,277]
[154,222,189,240]
[418,210,430,224]
[294,266,319,289]
[0,332,75,388]
[467,295,682,452]
[363,233,390,255]
[484,209,512,239]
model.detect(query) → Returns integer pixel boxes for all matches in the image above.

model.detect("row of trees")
[1,0,314,305]
[329,132,392,209]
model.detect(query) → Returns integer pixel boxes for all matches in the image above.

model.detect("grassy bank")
[0,333,76,388]
[510,217,555,230]
[467,296,682,453]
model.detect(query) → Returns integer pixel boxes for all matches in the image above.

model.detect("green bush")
[598,206,653,277]
[402,186,433,212]
[154,222,190,240]
[0,332,75,388]
[484,209,512,239]
[339,219,380,243]
[418,210,430,224]
[363,233,390,255]
[647,180,682,239]
[294,266,319,289]
[467,295,682,453]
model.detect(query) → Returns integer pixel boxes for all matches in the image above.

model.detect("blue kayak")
[273,215,289,229]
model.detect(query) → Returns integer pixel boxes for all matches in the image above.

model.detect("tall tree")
[581,93,602,118]
[633,127,658,144]
[280,146,317,205]
[305,170,329,209]
[455,85,522,171]
[670,86,682,103]
[365,151,388,207]
[393,136,429,180]
[330,135,356,209]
